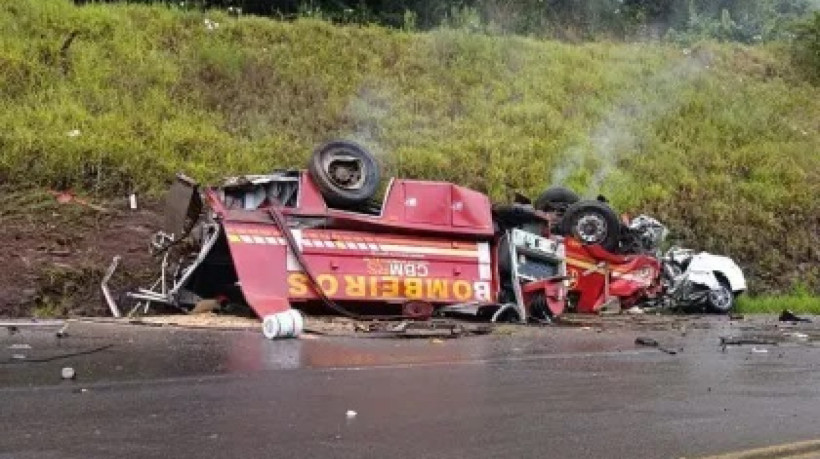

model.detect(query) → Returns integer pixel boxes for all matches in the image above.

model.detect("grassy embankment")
[1,0,819,309]
[737,289,820,314]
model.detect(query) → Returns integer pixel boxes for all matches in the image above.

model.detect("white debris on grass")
[204,18,220,31]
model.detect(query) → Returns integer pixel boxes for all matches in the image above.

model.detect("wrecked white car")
[661,247,747,313]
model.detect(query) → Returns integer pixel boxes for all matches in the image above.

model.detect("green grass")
[736,295,820,314]
[1,0,819,295]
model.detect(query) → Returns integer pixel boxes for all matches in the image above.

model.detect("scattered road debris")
[750,347,769,354]
[720,336,778,346]
[49,190,109,213]
[262,310,304,339]
[719,336,778,352]
[784,332,809,341]
[1,344,113,365]
[720,336,779,346]
[779,309,812,323]
[61,367,76,380]
[56,325,69,338]
[634,336,679,355]
[101,256,122,318]
[635,336,659,347]
[1,320,66,329]
[359,320,493,339]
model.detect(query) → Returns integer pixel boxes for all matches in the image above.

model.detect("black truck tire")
[308,140,380,209]
[534,186,580,213]
[560,200,621,252]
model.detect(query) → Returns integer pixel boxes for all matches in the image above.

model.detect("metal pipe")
[101,256,122,318]
[168,223,220,297]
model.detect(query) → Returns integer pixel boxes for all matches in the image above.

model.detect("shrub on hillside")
[791,12,820,84]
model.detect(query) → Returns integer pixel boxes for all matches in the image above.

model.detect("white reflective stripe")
[356,243,369,250]
[477,242,491,264]
[286,251,300,271]
[285,230,303,271]
[302,239,313,247]
[611,271,652,287]
[377,244,479,257]
[252,236,266,244]
[264,236,278,245]
[479,263,492,280]
[345,242,358,250]
[240,235,254,243]
[367,243,379,251]
[324,241,336,248]
[290,229,303,248]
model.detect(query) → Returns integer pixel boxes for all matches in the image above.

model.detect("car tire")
[706,279,734,314]
[308,140,380,209]
[560,200,621,252]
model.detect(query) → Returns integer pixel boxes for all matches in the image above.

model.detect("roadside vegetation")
[737,283,820,314]
[1,0,819,301]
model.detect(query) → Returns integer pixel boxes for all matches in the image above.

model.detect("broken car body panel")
[685,252,747,293]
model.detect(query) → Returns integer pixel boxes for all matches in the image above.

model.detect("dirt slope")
[0,190,161,317]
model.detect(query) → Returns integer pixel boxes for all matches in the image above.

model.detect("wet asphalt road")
[2,316,820,458]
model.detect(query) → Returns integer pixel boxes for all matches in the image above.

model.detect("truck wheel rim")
[322,154,366,190]
[576,214,606,243]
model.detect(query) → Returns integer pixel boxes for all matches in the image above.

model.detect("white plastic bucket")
[262,309,304,339]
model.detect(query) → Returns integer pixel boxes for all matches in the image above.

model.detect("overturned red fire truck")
[104,140,745,338]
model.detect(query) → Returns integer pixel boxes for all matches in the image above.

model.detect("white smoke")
[550,52,710,196]
[338,82,407,182]
[343,83,392,156]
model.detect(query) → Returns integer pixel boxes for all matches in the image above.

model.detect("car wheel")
[706,279,734,314]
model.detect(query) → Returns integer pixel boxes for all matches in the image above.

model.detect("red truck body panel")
[564,238,661,313]
[215,173,497,319]
[211,172,659,319]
